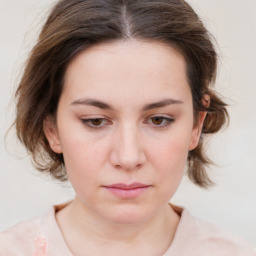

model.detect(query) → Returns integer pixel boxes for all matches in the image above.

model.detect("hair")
[15,0,228,187]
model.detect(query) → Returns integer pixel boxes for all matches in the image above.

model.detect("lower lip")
[104,186,150,199]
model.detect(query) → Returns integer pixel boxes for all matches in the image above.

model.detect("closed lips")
[104,183,150,189]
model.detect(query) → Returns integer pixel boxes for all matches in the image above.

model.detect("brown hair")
[15,0,228,187]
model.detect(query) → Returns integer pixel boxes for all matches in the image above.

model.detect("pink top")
[0,202,255,256]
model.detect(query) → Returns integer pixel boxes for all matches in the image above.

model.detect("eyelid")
[80,114,175,130]
[145,114,175,128]
[81,117,112,129]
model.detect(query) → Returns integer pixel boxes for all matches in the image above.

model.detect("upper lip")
[104,183,150,190]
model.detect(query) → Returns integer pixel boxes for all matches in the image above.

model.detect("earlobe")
[43,116,62,154]
[189,111,207,150]
[189,94,210,151]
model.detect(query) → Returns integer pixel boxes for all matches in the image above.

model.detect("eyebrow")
[71,98,113,110]
[71,98,183,111]
[142,98,183,111]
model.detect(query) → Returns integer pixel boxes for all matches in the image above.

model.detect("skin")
[44,39,207,255]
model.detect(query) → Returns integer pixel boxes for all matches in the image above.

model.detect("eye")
[151,117,165,125]
[81,118,111,128]
[146,116,174,127]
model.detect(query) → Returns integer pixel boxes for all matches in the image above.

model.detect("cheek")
[148,132,190,185]
[158,143,188,177]
[59,131,109,190]
[143,137,188,205]
[151,130,190,165]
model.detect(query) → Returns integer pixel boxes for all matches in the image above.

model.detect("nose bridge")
[110,121,146,170]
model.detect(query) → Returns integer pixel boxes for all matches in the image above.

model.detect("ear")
[189,94,210,151]
[43,116,62,154]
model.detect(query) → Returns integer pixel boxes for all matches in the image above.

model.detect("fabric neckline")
[42,201,186,256]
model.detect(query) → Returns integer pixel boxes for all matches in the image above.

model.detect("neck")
[56,198,180,255]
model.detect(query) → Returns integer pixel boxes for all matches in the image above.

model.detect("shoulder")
[0,203,70,256]
[0,213,47,255]
[169,206,256,256]
[190,213,254,255]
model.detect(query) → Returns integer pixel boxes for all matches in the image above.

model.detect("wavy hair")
[15,0,228,187]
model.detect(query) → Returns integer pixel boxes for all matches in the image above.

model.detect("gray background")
[0,0,255,247]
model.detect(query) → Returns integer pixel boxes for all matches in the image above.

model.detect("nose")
[109,123,146,171]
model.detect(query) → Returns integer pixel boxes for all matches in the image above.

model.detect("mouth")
[102,183,151,199]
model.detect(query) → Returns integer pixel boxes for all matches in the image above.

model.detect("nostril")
[109,128,146,170]
[109,148,146,171]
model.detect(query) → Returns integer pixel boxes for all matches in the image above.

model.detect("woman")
[0,0,255,255]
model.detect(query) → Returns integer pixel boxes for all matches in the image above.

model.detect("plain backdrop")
[0,0,255,247]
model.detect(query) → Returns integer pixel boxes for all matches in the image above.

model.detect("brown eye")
[90,118,103,126]
[151,117,164,125]
[81,118,111,129]
[146,116,175,128]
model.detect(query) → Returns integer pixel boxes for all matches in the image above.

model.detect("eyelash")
[81,116,175,129]
[145,116,175,128]
[81,118,111,129]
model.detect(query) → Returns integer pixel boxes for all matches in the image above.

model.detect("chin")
[102,204,155,225]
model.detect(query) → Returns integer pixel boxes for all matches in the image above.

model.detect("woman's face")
[45,40,205,224]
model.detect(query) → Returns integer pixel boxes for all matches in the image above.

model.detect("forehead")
[62,39,191,106]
